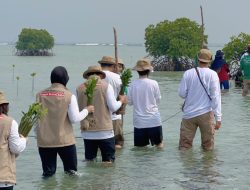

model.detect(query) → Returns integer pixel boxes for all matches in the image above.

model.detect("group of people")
[179,49,222,150]
[210,49,230,90]
[210,44,250,96]
[4,46,250,189]
[0,55,164,189]
[179,45,250,151]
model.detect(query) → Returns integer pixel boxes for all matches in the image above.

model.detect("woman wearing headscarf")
[36,66,94,177]
[211,50,230,89]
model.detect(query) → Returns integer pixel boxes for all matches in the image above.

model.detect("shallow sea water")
[0,45,249,190]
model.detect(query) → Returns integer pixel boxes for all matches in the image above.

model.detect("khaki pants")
[242,80,250,96]
[112,119,124,146]
[179,111,215,151]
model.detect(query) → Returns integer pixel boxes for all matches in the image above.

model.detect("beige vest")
[36,83,76,147]
[76,79,113,132]
[0,114,16,184]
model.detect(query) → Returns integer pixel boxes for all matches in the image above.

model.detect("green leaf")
[18,102,47,137]
[84,75,98,105]
[145,17,204,59]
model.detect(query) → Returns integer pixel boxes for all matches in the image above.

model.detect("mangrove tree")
[16,28,54,56]
[145,18,207,71]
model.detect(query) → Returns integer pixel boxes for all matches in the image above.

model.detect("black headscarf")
[50,66,69,86]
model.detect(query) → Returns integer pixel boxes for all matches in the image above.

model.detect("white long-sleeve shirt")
[0,119,27,188]
[178,67,222,121]
[128,77,162,129]
[103,70,122,120]
[81,84,122,139]
[9,120,26,154]
[68,94,89,123]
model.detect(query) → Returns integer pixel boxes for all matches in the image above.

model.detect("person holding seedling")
[0,91,27,190]
[76,65,127,163]
[35,66,94,177]
[114,58,132,148]
[116,58,125,74]
[98,56,125,149]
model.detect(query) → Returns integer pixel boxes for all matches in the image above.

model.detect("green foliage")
[30,72,36,77]
[222,33,250,61]
[84,76,98,105]
[145,18,206,59]
[120,69,132,95]
[16,28,54,51]
[19,102,48,137]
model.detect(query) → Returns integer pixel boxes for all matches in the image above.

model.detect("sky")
[0,0,250,45]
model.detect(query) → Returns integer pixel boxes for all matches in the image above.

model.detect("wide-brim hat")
[118,58,124,65]
[198,49,213,63]
[98,56,116,65]
[133,59,153,71]
[83,65,106,79]
[0,91,9,105]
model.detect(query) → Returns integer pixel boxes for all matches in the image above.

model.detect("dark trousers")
[0,186,13,190]
[84,137,115,162]
[38,144,77,177]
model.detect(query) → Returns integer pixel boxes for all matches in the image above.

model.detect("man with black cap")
[178,49,222,151]
[36,66,94,177]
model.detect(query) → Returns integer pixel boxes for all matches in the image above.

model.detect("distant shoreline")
[0,42,144,47]
[0,42,224,47]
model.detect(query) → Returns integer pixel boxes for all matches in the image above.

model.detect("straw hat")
[0,91,9,105]
[133,59,153,71]
[118,58,124,65]
[83,65,106,79]
[98,56,116,65]
[198,49,213,63]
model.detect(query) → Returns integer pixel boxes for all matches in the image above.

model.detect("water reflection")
[177,149,222,190]
[38,176,58,190]
[2,46,250,189]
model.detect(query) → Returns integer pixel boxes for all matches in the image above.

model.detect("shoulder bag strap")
[195,67,212,101]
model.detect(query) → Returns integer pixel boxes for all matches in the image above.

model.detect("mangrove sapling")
[12,64,15,81]
[84,75,98,105]
[120,69,132,95]
[19,102,47,137]
[117,69,132,114]
[16,76,20,96]
[30,72,36,92]
[83,75,98,129]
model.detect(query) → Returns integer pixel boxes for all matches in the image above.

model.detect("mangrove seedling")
[16,76,20,96]
[84,75,98,105]
[120,69,132,95]
[30,72,36,92]
[19,102,47,137]
[12,64,15,81]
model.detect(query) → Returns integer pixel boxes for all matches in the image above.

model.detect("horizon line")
[0,42,225,47]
